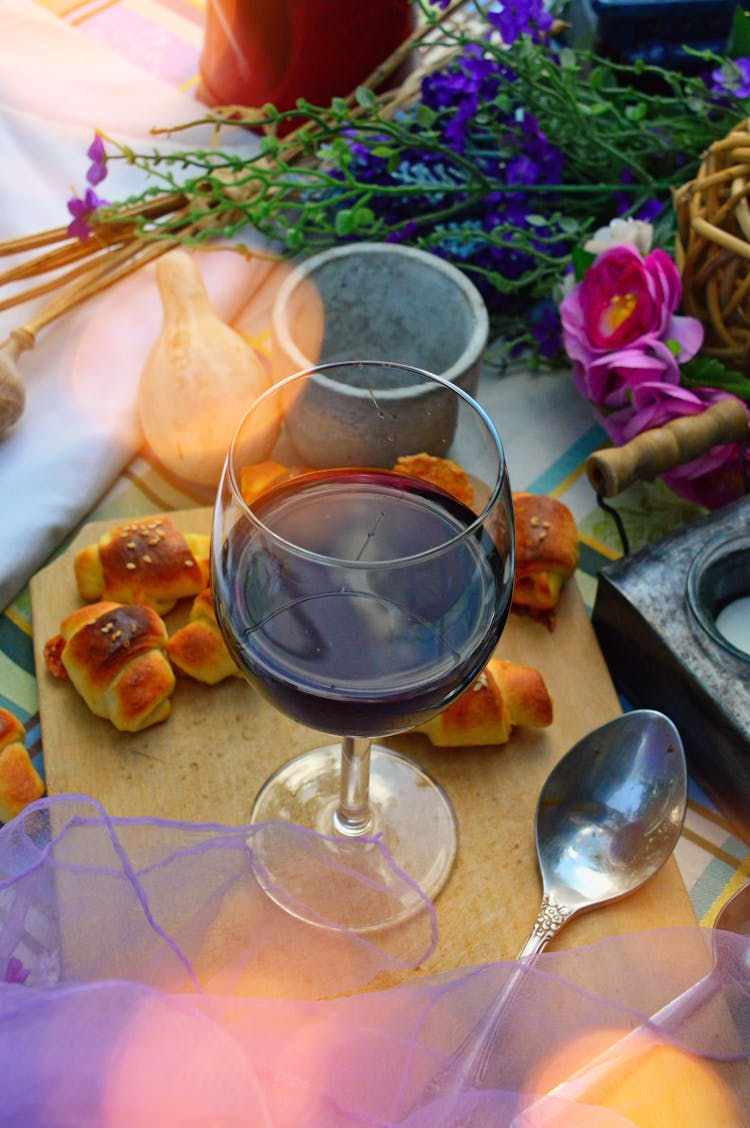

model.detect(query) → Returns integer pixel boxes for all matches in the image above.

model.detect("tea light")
[715,595,750,656]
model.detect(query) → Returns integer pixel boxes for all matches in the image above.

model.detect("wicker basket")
[675,118,750,375]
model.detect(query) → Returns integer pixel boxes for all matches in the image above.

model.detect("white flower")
[584,218,654,256]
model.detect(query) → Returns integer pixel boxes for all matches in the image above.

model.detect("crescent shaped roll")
[74,517,210,615]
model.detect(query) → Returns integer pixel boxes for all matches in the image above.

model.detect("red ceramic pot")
[199,0,416,115]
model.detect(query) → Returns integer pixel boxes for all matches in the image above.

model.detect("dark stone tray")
[592,495,750,844]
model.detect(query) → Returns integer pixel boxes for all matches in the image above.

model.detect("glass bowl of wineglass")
[212,360,515,929]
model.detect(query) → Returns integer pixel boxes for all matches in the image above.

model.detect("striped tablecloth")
[3,0,748,928]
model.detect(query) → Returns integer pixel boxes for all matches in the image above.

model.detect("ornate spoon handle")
[516,893,578,960]
[422,894,580,1110]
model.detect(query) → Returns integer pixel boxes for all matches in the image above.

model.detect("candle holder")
[687,534,750,663]
[592,495,750,843]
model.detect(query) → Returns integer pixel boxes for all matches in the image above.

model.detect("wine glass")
[212,361,514,928]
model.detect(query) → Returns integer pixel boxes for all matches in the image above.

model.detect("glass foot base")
[249,743,458,931]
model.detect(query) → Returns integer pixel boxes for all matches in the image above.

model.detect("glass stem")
[333,736,374,836]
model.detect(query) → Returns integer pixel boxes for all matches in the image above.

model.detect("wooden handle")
[586,398,749,498]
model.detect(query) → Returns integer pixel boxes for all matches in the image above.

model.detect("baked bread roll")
[240,460,313,505]
[513,492,578,618]
[413,657,552,747]
[0,709,45,822]
[44,602,176,732]
[74,517,210,615]
[393,453,475,508]
[167,588,240,684]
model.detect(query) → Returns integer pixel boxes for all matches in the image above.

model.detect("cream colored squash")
[138,250,272,487]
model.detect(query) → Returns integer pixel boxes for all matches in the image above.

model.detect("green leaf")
[726,4,750,57]
[416,103,438,128]
[558,216,582,234]
[582,101,611,116]
[354,205,376,228]
[624,102,648,122]
[259,136,279,157]
[588,66,607,91]
[681,355,750,401]
[572,246,596,281]
[665,337,681,357]
[335,209,356,236]
[355,86,377,109]
[494,94,516,115]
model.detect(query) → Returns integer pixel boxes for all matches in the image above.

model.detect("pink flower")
[601,383,749,509]
[559,236,746,510]
[571,336,682,409]
[560,243,703,365]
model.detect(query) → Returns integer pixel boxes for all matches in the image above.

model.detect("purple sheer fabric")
[0,796,747,1125]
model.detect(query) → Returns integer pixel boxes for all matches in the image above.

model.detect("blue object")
[565,0,735,70]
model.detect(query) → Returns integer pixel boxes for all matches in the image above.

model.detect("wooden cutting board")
[30,508,696,982]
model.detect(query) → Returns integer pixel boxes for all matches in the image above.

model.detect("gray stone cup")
[271,243,489,466]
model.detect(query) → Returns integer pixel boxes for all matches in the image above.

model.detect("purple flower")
[709,58,750,99]
[530,300,562,358]
[634,197,664,224]
[67,187,108,242]
[86,134,108,187]
[613,170,664,222]
[487,0,553,45]
[4,957,30,985]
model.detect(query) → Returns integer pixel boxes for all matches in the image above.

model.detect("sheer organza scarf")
[0,796,747,1126]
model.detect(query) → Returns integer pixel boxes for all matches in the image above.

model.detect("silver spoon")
[518,708,687,958]
[434,709,688,1097]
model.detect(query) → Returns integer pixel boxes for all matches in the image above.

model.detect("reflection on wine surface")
[212,361,515,929]
[216,468,509,736]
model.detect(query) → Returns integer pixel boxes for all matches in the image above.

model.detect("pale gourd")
[138,250,272,487]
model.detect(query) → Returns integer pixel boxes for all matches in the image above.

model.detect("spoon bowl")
[521,709,688,956]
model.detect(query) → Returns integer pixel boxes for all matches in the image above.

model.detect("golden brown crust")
[43,634,68,680]
[412,656,552,747]
[0,708,45,822]
[513,492,578,616]
[239,461,314,506]
[56,601,175,732]
[393,453,475,508]
[0,708,25,752]
[74,517,210,614]
[167,589,240,685]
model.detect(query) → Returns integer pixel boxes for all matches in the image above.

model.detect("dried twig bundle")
[675,117,750,374]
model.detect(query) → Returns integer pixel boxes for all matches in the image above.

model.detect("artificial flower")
[85,134,108,187]
[606,382,750,509]
[601,380,732,445]
[571,337,684,411]
[487,0,553,45]
[66,187,108,241]
[584,218,654,256]
[3,957,29,985]
[560,233,749,509]
[560,243,699,357]
[710,57,750,99]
